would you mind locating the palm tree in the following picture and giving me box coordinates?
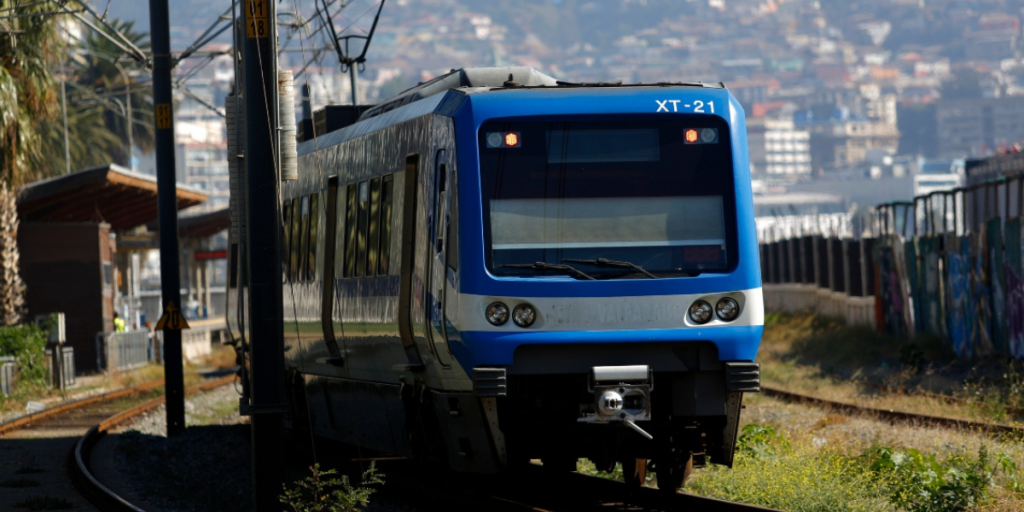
[0,0,66,324]
[73,19,154,168]
[0,1,62,185]
[36,98,124,174]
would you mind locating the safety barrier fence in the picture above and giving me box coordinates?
[97,330,152,372]
[0,356,13,397]
[762,170,1024,360]
[45,346,75,389]
[0,347,75,397]
[760,235,877,330]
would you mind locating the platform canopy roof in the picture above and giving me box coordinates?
[17,163,206,231]
[147,207,230,239]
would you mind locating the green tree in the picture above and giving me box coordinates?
[71,19,154,166]
[0,0,63,185]
[0,1,69,325]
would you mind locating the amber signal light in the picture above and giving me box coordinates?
[684,129,700,144]
[505,132,520,147]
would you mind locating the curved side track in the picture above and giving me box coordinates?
[761,386,1024,437]
[70,375,778,512]
[69,374,235,512]
[0,379,165,437]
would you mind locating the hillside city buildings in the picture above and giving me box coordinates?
[115,0,1024,217]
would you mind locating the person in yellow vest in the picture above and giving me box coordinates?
[114,312,126,333]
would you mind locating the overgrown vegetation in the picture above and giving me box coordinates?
[759,312,1024,424]
[0,324,50,404]
[863,445,1021,512]
[279,463,384,512]
[688,423,1024,512]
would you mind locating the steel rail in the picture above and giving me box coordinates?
[0,379,165,437]
[761,386,1024,437]
[70,374,236,512]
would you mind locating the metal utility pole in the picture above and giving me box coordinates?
[242,0,286,508]
[149,0,186,437]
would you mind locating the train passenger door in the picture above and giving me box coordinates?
[426,149,454,366]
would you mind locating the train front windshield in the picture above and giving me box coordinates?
[479,117,738,279]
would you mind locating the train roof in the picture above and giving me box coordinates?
[359,66,726,121]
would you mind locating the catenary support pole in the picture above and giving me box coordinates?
[149,0,185,438]
[242,0,286,509]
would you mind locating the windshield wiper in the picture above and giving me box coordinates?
[500,262,596,280]
[563,258,660,279]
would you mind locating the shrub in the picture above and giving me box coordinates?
[0,324,50,399]
[735,423,791,459]
[690,449,891,511]
[863,445,1008,512]
[280,463,384,512]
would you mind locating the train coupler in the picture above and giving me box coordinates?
[578,365,653,440]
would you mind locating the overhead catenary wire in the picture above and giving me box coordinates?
[69,0,147,62]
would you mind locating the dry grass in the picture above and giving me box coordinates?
[758,313,1024,425]
[688,394,1024,511]
[1,340,238,416]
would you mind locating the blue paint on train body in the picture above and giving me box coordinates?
[445,86,761,370]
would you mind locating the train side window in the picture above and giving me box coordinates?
[299,195,311,281]
[334,185,347,278]
[289,199,302,281]
[448,181,458,271]
[344,184,357,278]
[282,199,292,281]
[356,181,369,278]
[378,175,394,276]
[307,193,319,281]
[435,164,446,253]
[366,177,381,276]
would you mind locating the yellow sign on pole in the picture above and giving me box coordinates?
[156,103,172,129]
[246,0,269,38]
[155,301,190,331]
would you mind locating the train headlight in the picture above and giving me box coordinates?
[688,300,713,324]
[512,304,536,328]
[716,297,740,322]
[485,302,509,326]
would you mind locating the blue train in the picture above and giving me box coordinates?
[272,66,762,490]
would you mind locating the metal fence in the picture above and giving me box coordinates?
[760,234,877,329]
[0,356,14,397]
[45,346,75,389]
[97,330,152,372]
[761,170,1024,360]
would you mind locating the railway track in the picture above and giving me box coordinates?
[761,385,1024,438]
[69,374,235,512]
[58,378,781,512]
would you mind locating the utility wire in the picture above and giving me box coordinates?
[71,0,147,62]
[175,5,233,62]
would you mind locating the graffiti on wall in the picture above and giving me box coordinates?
[1006,265,1024,359]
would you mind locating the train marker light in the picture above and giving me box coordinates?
[684,129,699,144]
[512,304,536,327]
[701,128,718,143]
[716,297,740,321]
[486,132,521,148]
[688,300,713,324]
[486,302,510,326]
